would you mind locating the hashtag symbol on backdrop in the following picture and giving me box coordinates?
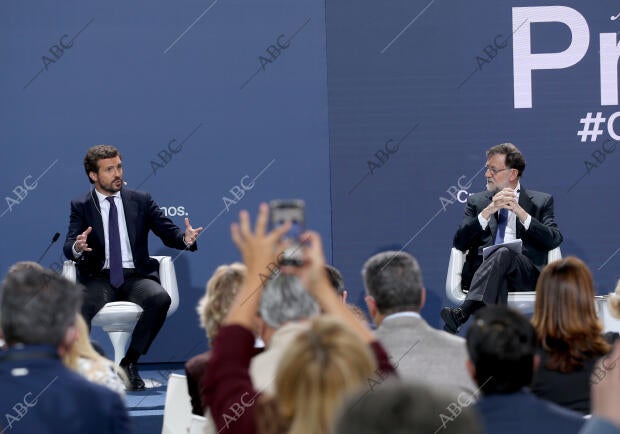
[577,112,606,142]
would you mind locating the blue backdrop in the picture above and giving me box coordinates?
[0,0,330,362]
[1,0,618,361]
[327,0,620,328]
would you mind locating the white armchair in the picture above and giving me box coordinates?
[161,373,193,434]
[445,247,562,314]
[62,256,179,365]
[594,295,620,334]
[160,372,208,434]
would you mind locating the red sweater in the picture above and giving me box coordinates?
[202,324,396,434]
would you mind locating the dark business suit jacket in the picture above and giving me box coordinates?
[453,187,562,291]
[0,345,132,434]
[63,188,196,282]
[476,390,584,434]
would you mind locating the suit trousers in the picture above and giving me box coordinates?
[465,247,540,305]
[80,269,171,355]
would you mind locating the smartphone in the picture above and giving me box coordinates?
[269,199,305,266]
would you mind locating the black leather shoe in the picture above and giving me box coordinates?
[120,362,146,391]
[441,307,466,334]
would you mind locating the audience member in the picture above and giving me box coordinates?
[185,262,247,416]
[466,305,584,434]
[325,264,347,302]
[363,251,476,397]
[0,262,44,350]
[0,266,131,434]
[335,381,482,434]
[257,316,381,434]
[202,204,396,434]
[580,342,620,434]
[250,272,319,394]
[63,314,126,396]
[7,260,45,274]
[346,304,369,326]
[324,264,368,325]
[531,257,618,413]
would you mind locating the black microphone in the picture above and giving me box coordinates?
[37,232,61,263]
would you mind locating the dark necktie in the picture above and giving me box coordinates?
[106,196,124,288]
[494,208,508,245]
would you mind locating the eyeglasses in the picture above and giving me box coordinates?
[485,166,511,175]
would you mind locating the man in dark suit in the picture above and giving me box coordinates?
[441,143,562,333]
[0,265,132,434]
[465,306,583,434]
[63,145,202,390]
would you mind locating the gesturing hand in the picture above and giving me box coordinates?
[74,227,93,253]
[286,231,327,296]
[183,218,203,246]
[230,203,290,273]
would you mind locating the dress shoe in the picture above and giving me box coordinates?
[440,307,466,334]
[120,361,146,391]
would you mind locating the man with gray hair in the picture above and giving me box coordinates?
[0,261,42,350]
[0,266,131,433]
[250,272,319,394]
[441,143,562,334]
[363,251,476,398]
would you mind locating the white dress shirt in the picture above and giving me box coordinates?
[73,190,135,269]
[382,311,421,322]
[477,182,531,241]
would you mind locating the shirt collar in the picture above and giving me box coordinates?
[512,182,522,206]
[94,189,120,204]
[383,311,421,322]
[0,344,59,360]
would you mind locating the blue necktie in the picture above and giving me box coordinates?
[106,196,124,288]
[494,208,508,245]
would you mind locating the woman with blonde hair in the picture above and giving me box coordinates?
[531,256,618,413]
[198,263,248,341]
[185,262,246,415]
[202,204,395,434]
[64,314,126,396]
[257,316,377,434]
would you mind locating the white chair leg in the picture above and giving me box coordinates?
[107,331,131,366]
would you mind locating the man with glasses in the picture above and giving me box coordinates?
[441,143,562,334]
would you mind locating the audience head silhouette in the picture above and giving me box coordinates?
[199,262,246,341]
[466,305,537,394]
[532,256,610,372]
[259,316,376,434]
[362,251,425,324]
[1,267,81,350]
